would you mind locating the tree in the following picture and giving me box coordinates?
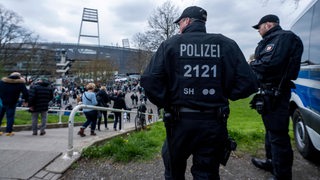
[71,58,116,85]
[0,4,39,77]
[126,48,152,74]
[133,1,179,52]
[127,33,152,73]
[148,1,179,46]
[21,37,56,82]
[132,1,179,72]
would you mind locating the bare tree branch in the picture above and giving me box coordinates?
[133,1,179,52]
[0,4,40,77]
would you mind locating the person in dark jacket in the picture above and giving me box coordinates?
[96,86,110,131]
[137,101,147,128]
[110,90,127,131]
[130,92,138,106]
[249,14,303,180]
[28,78,54,136]
[0,72,29,136]
[141,6,258,179]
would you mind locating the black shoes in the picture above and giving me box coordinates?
[90,131,96,136]
[251,158,273,172]
[33,131,45,136]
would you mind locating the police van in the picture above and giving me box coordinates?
[290,0,320,159]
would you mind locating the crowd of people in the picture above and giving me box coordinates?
[0,73,152,137]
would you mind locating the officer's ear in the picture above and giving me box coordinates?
[265,22,274,30]
[185,17,192,25]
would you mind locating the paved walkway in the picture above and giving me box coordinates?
[0,92,159,180]
[0,119,147,180]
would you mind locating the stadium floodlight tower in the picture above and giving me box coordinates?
[77,8,100,46]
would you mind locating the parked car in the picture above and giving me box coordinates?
[289,0,320,159]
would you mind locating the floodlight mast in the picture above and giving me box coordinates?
[77,8,100,46]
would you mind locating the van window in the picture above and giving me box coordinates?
[309,1,320,64]
[291,4,313,63]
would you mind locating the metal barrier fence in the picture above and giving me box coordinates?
[16,105,158,158]
[66,104,157,158]
[16,106,78,124]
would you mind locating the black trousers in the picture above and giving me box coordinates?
[262,90,293,179]
[97,111,108,129]
[113,112,122,130]
[162,112,228,180]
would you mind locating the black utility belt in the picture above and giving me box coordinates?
[178,107,218,113]
[259,88,281,97]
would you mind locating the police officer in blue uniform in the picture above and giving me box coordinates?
[249,14,303,180]
[141,6,258,179]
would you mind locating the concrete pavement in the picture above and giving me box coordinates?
[0,120,140,180]
[0,91,159,180]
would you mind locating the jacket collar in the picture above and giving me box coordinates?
[263,25,282,38]
[182,21,206,34]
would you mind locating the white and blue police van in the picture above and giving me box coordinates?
[290,0,320,159]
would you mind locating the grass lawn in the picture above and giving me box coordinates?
[228,97,294,156]
[81,97,295,162]
[1,110,86,126]
[228,98,266,155]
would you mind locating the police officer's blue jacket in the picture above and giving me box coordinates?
[250,25,303,86]
[141,21,258,109]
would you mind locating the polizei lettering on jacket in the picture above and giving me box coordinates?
[180,44,220,57]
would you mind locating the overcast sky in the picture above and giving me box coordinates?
[0,0,314,59]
